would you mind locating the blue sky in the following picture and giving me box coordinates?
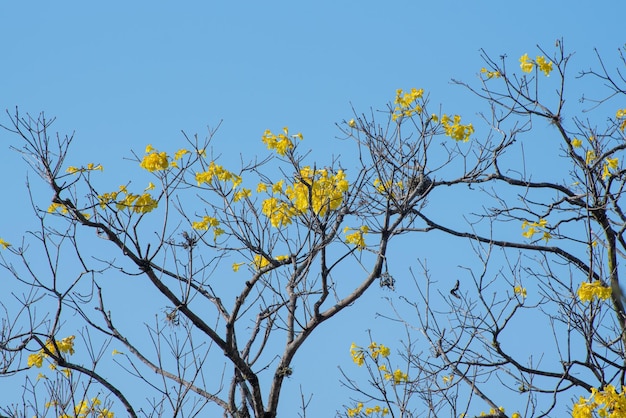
[1,1,624,416]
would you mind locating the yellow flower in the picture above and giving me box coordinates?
[514,286,527,298]
[233,188,252,202]
[511,413,521,418]
[262,197,295,227]
[522,226,536,239]
[253,254,271,270]
[571,138,583,148]
[174,148,189,160]
[232,262,245,272]
[346,403,363,417]
[385,369,408,384]
[480,67,501,79]
[66,166,80,174]
[535,55,553,76]
[145,182,156,191]
[441,114,474,142]
[27,335,75,369]
[112,349,123,355]
[47,202,69,214]
[0,238,11,249]
[607,157,619,170]
[392,88,424,121]
[272,180,284,194]
[132,193,158,214]
[442,374,454,384]
[344,226,368,249]
[603,158,619,180]
[257,183,268,193]
[603,164,611,180]
[140,150,169,172]
[348,119,356,128]
[519,53,534,73]
[586,150,596,165]
[572,385,626,418]
[350,343,365,366]
[27,353,44,368]
[262,128,295,156]
[379,344,390,357]
[577,281,612,302]
[192,216,220,231]
[86,163,103,171]
[522,219,550,241]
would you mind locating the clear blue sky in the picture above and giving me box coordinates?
[1,1,623,416]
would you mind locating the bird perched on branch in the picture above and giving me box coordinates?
[407,173,432,197]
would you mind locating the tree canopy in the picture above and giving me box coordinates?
[2,41,626,418]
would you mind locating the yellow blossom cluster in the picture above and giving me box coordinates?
[346,402,389,417]
[66,163,103,174]
[368,342,390,359]
[571,138,583,148]
[0,238,10,249]
[577,281,612,302]
[586,150,597,166]
[58,397,114,418]
[514,285,527,298]
[261,167,349,227]
[139,145,190,172]
[48,202,91,220]
[140,145,170,172]
[480,67,501,79]
[48,202,69,215]
[251,254,288,271]
[350,342,366,366]
[441,114,474,142]
[27,335,75,368]
[521,219,551,242]
[195,161,242,188]
[617,109,626,132]
[392,88,424,121]
[344,225,369,249]
[233,188,252,202]
[519,54,553,76]
[350,342,391,367]
[288,166,349,214]
[98,184,158,214]
[262,127,302,156]
[191,215,224,240]
[572,385,626,418]
[383,367,408,384]
[603,157,619,180]
[262,197,298,228]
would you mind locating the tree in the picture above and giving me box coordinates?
[0,80,476,416]
[339,42,626,418]
[1,41,625,418]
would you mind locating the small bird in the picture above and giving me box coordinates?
[408,173,432,197]
[450,280,460,299]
